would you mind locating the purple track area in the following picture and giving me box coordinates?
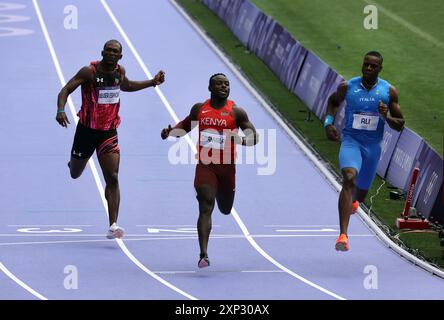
[1,0,443,300]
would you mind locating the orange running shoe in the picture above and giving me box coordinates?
[335,233,349,251]
[351,201,359,215]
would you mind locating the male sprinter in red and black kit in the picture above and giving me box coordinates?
[161,73,258,268]
[56,40,165,239]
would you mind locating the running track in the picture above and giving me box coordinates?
[0,0,443,300]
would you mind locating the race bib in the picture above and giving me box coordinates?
[98,88,120,104]
[200,130,226,150]
[352,113,379,131]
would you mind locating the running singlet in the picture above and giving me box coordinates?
[343,76,390,144]
[197,99,237,164]
[78,61,122,130]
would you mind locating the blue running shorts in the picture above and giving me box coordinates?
[339,135,382,190]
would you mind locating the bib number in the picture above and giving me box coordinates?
[98,88,120,104]
[352,113,379,131]
[200,130,226,150]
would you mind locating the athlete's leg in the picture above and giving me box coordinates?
[216,192,235,214]
[196,184,216,258]
[215,164,236,215]
[98,152,120,226]
[194,163,218,262]
[353,142,382,204]
[354,188,369,203]
[339,167,358,235]
[338,136,362,236]
[69,123,95,179]
[69,157,89,179]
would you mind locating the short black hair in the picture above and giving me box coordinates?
[209,73,227,86]
[104,39,122,53]
[365,51,383,64]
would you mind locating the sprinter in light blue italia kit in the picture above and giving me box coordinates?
[324,51,405,251]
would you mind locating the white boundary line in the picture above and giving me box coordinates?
[0,262,47,300]
[0,1,54,302]
[101,0,345,300]
[32,0,197,300]
[0,233,374,237]
[170,0,444,280]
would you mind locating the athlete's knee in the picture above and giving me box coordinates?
[69,165,83,179]
[342,168,357,189]
[105,172,119,186]
[70,170,82,179]
[217,201,233,215]
[197,193,215,214]
[219,206,232,215]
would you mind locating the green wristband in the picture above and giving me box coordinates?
[57,110,65,113]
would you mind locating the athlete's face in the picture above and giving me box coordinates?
[361,55,382,80]
[102,43,122,66]
[209,75,230,99]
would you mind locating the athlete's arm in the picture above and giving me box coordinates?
[233,106,258,146]
[378,85,405,132]
[325,81,347,141]
[120,66,165,92]
[161,103,202,139]
[56,66,92,127]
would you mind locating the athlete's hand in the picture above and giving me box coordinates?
[161,124,172,140]
[226,131,243,145]
[56,111,70,128]
[325,125,339,141]
[153,70,165,86]
[378,100,388,119]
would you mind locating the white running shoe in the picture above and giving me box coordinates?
[106,223,125,239]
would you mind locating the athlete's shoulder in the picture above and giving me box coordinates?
[192,102,205,110]
[232,103,244,113]
[118,64,125,76]
[190,102,205,119]
[337,80,348,90]
[348,76,361,85]
[378,77,391,86]
[77,65,95,81]
[232,104,248,122]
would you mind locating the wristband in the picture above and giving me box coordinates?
[323,115,334,128]
[57,110,65,113]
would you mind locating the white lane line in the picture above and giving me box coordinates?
[104,0,345,300]
[32,0,196,301]
[0,233,375,237]
[364,0,444,49]
[0,234,374,247]
[100,0,196,152]
[264,225,337,227]
[136,225,221,227]
[170,0,444,280]
[155,270,285,274]
[0,234,375,245]
[275,229,337,232]
[156,271,196,274]
[0,237,198,246]
[0,262,47,300]
[0,0,72,301]
[242,270,284,273]
[7,225,94,227]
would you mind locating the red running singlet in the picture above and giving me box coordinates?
[197,99,237,164]
[78,61,122,130]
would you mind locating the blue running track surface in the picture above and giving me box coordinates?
[0,0,443,300]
